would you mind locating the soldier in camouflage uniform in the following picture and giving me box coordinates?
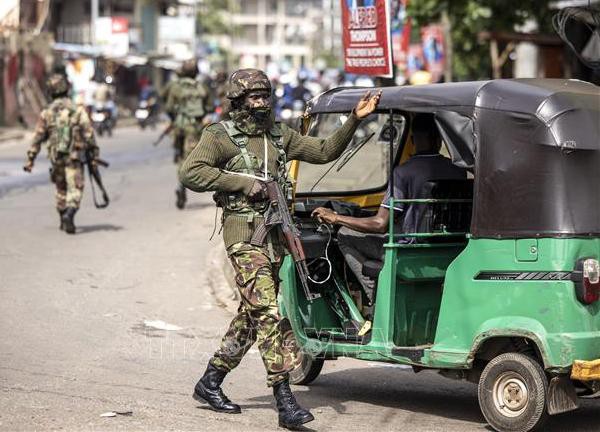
[179,68,381,429]
[165,59,212,209]
[23,74,99,234]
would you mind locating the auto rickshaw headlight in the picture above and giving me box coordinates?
[573,258,600,305]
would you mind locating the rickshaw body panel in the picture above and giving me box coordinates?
[281,79,600,374]
[433,237,600,371]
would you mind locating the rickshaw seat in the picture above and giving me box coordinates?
[417,179,474,239]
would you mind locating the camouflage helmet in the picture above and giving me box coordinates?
[46,73,69,97]
[180,59,198,78]
[226,68,271,99]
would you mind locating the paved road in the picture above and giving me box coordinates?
[0,127,598,431]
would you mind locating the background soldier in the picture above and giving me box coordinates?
[179,68,380,429]
[165,59,212,209]
[23,74,100,234]
[159,67,182,114]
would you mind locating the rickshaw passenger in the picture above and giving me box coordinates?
[312,113,467,297]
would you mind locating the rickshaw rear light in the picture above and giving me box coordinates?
[584,259,600,284]
[573,258,600,304]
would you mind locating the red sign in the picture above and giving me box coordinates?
[341,0,393,77]
[111,17,129,34]
[421,25,445,83]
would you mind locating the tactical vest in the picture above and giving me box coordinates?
[48,99,76,158]
[215,120,290,217]
[174,78,206,132]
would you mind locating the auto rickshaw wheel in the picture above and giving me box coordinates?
[282,328,324,385]
[478,353,548,432]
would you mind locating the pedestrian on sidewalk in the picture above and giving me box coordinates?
[23,74,100,234]
[179,68,381,430]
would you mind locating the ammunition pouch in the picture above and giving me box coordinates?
[214,191,268,214]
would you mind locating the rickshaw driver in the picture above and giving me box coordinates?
[312,114,467,303]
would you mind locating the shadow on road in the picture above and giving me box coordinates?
[77,224,124,234]
[247,367,599,431]
[185,201,215,211]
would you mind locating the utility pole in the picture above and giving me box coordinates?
[193,0,198,56]
[441,10,453,82]
[91,0,99,45]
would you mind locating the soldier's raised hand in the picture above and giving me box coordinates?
[23,160,34,173]
[354,90,382,119]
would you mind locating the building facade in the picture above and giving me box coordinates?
[223,0,342,70]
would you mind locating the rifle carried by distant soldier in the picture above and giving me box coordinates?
[84,147,110,209]
[152,122,173,147]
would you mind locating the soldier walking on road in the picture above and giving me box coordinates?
[165,59,212,209]
[23,74,100,234]
[179,68,381,429]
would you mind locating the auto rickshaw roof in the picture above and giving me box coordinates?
[307,79,600,239]
[307,78,599,118]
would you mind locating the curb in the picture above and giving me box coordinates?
[205,241,239,314]
[0,117,145,147]
[0,130,26,145]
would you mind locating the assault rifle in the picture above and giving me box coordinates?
[84,148,110,209]
[152,123,173,146]
[251,180,320,302]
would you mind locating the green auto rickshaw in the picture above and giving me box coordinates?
[278,79,600,432]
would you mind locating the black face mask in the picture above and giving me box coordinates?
[250,106,272,124]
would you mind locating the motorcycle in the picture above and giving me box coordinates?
[91,103,115,137]
[135,97,159,130]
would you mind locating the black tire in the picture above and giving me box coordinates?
[478,353,549,432]
[282,328,324,385]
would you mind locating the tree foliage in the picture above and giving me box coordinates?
[197,0,231,36]
[407,0,556,80]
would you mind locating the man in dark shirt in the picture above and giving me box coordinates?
[312,113,467,301]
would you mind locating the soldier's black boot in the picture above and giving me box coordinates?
[62,207,77,234]
[193,364,241,414]
[58,209,66,230]
[273,380,314,430]
[175,185,186,209]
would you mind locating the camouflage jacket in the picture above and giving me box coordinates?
[165,78,213,121]
[27,97,98,164]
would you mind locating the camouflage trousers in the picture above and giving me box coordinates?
[210,242,295,387]
[51,158,84,211]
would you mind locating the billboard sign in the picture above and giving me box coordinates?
[95,17,129,57]
[157,16,195,60]
[341,0,393,77]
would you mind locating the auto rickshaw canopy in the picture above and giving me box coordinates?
[306,79,600,238]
